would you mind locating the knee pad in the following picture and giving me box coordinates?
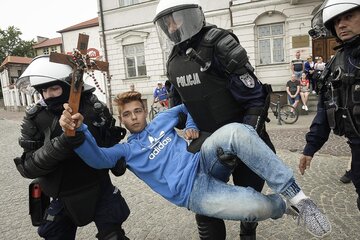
[195,214,226,240]
[96,226,128,240]
[216,147,239,169]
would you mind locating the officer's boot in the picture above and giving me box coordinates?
[195,214,226,240]
[96,226,129,240]
[240,222,258,240]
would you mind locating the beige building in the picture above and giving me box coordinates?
[0,56,36,110]
[97,0,325,112]
[33,37,63,56]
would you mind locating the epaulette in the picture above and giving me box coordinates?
[203,28,227,47]
[25,103,45,118]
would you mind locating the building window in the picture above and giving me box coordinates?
[124,43,146,78]
[258,23,284,65]
[51,46,57,53]
[119,0,139,6]
[43,48,49,55]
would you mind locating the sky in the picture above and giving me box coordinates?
[1,0,98,41]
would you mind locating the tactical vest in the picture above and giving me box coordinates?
[323,49,360,138]
[29,96,109,198]
[167,28,243,132]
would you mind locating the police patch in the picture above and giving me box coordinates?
[238,73,255,88]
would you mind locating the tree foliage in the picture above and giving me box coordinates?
[0,26,35,64]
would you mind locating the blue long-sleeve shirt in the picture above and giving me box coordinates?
[74,104,200,207]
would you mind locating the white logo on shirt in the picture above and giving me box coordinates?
[148,131,165,148]
[148,131,171,160]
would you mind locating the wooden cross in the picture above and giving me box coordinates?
[50,33,109,136]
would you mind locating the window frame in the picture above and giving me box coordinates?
[119,0,139,7]
[50,46,57,53]
[43,47,49,55]
[123,43,147,78]
[257,23,285,65]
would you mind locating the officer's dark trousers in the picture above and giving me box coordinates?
[195,130,275,240]
[349,138,360,198]
[38,182,129,240]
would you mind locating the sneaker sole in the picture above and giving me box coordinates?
[305,214,332,238]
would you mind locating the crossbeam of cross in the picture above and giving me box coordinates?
[50,33,109,136]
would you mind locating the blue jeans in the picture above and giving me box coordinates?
[288,94,300,105]
[188,123,299,222]
[294,71,302,80]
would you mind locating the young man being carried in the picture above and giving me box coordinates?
[60,91,331,238]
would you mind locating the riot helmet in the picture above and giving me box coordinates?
[309,0,360,40]
[16,55,72,94]
[153,0,205,45]
[15,55,74,112]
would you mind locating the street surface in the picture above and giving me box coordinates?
[0,109,358,240]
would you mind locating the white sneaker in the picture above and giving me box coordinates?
[291,198,331,238]
[312,90,316,94]
[304,105,308,111]
[301,105,305,110]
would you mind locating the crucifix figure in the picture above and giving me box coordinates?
[50,33,109,136]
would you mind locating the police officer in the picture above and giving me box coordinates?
[300,0,360,212]
[154,1,275,239]
[14,55,130,239]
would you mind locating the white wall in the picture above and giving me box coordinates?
[61,26,107,103]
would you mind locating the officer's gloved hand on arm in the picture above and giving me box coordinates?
[111,157,127,176]
[57,132,85,149]
[109,126,127,143]
[60,103,128,176]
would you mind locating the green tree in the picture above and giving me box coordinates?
[0,26,35,63]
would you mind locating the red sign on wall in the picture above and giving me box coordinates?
[87,48,100,58]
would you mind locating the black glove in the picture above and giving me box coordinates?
[111,157,127,176]
[59,132,85,149]
[109,126,127,143]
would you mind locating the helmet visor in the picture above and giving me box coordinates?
[155,7,204,44]
[15,77,36,95]
[309,10,328,39]
[309,1,359,39]
[15,55,72,94]
[309,1,329,39]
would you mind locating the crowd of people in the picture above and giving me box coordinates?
[288,51,327,112]
[12,0,359,239]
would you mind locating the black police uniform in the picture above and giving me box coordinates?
[14,89,130,239]
[167,24,275,239]
[303,36,360,210]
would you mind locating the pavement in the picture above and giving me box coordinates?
[0,108,358,240]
